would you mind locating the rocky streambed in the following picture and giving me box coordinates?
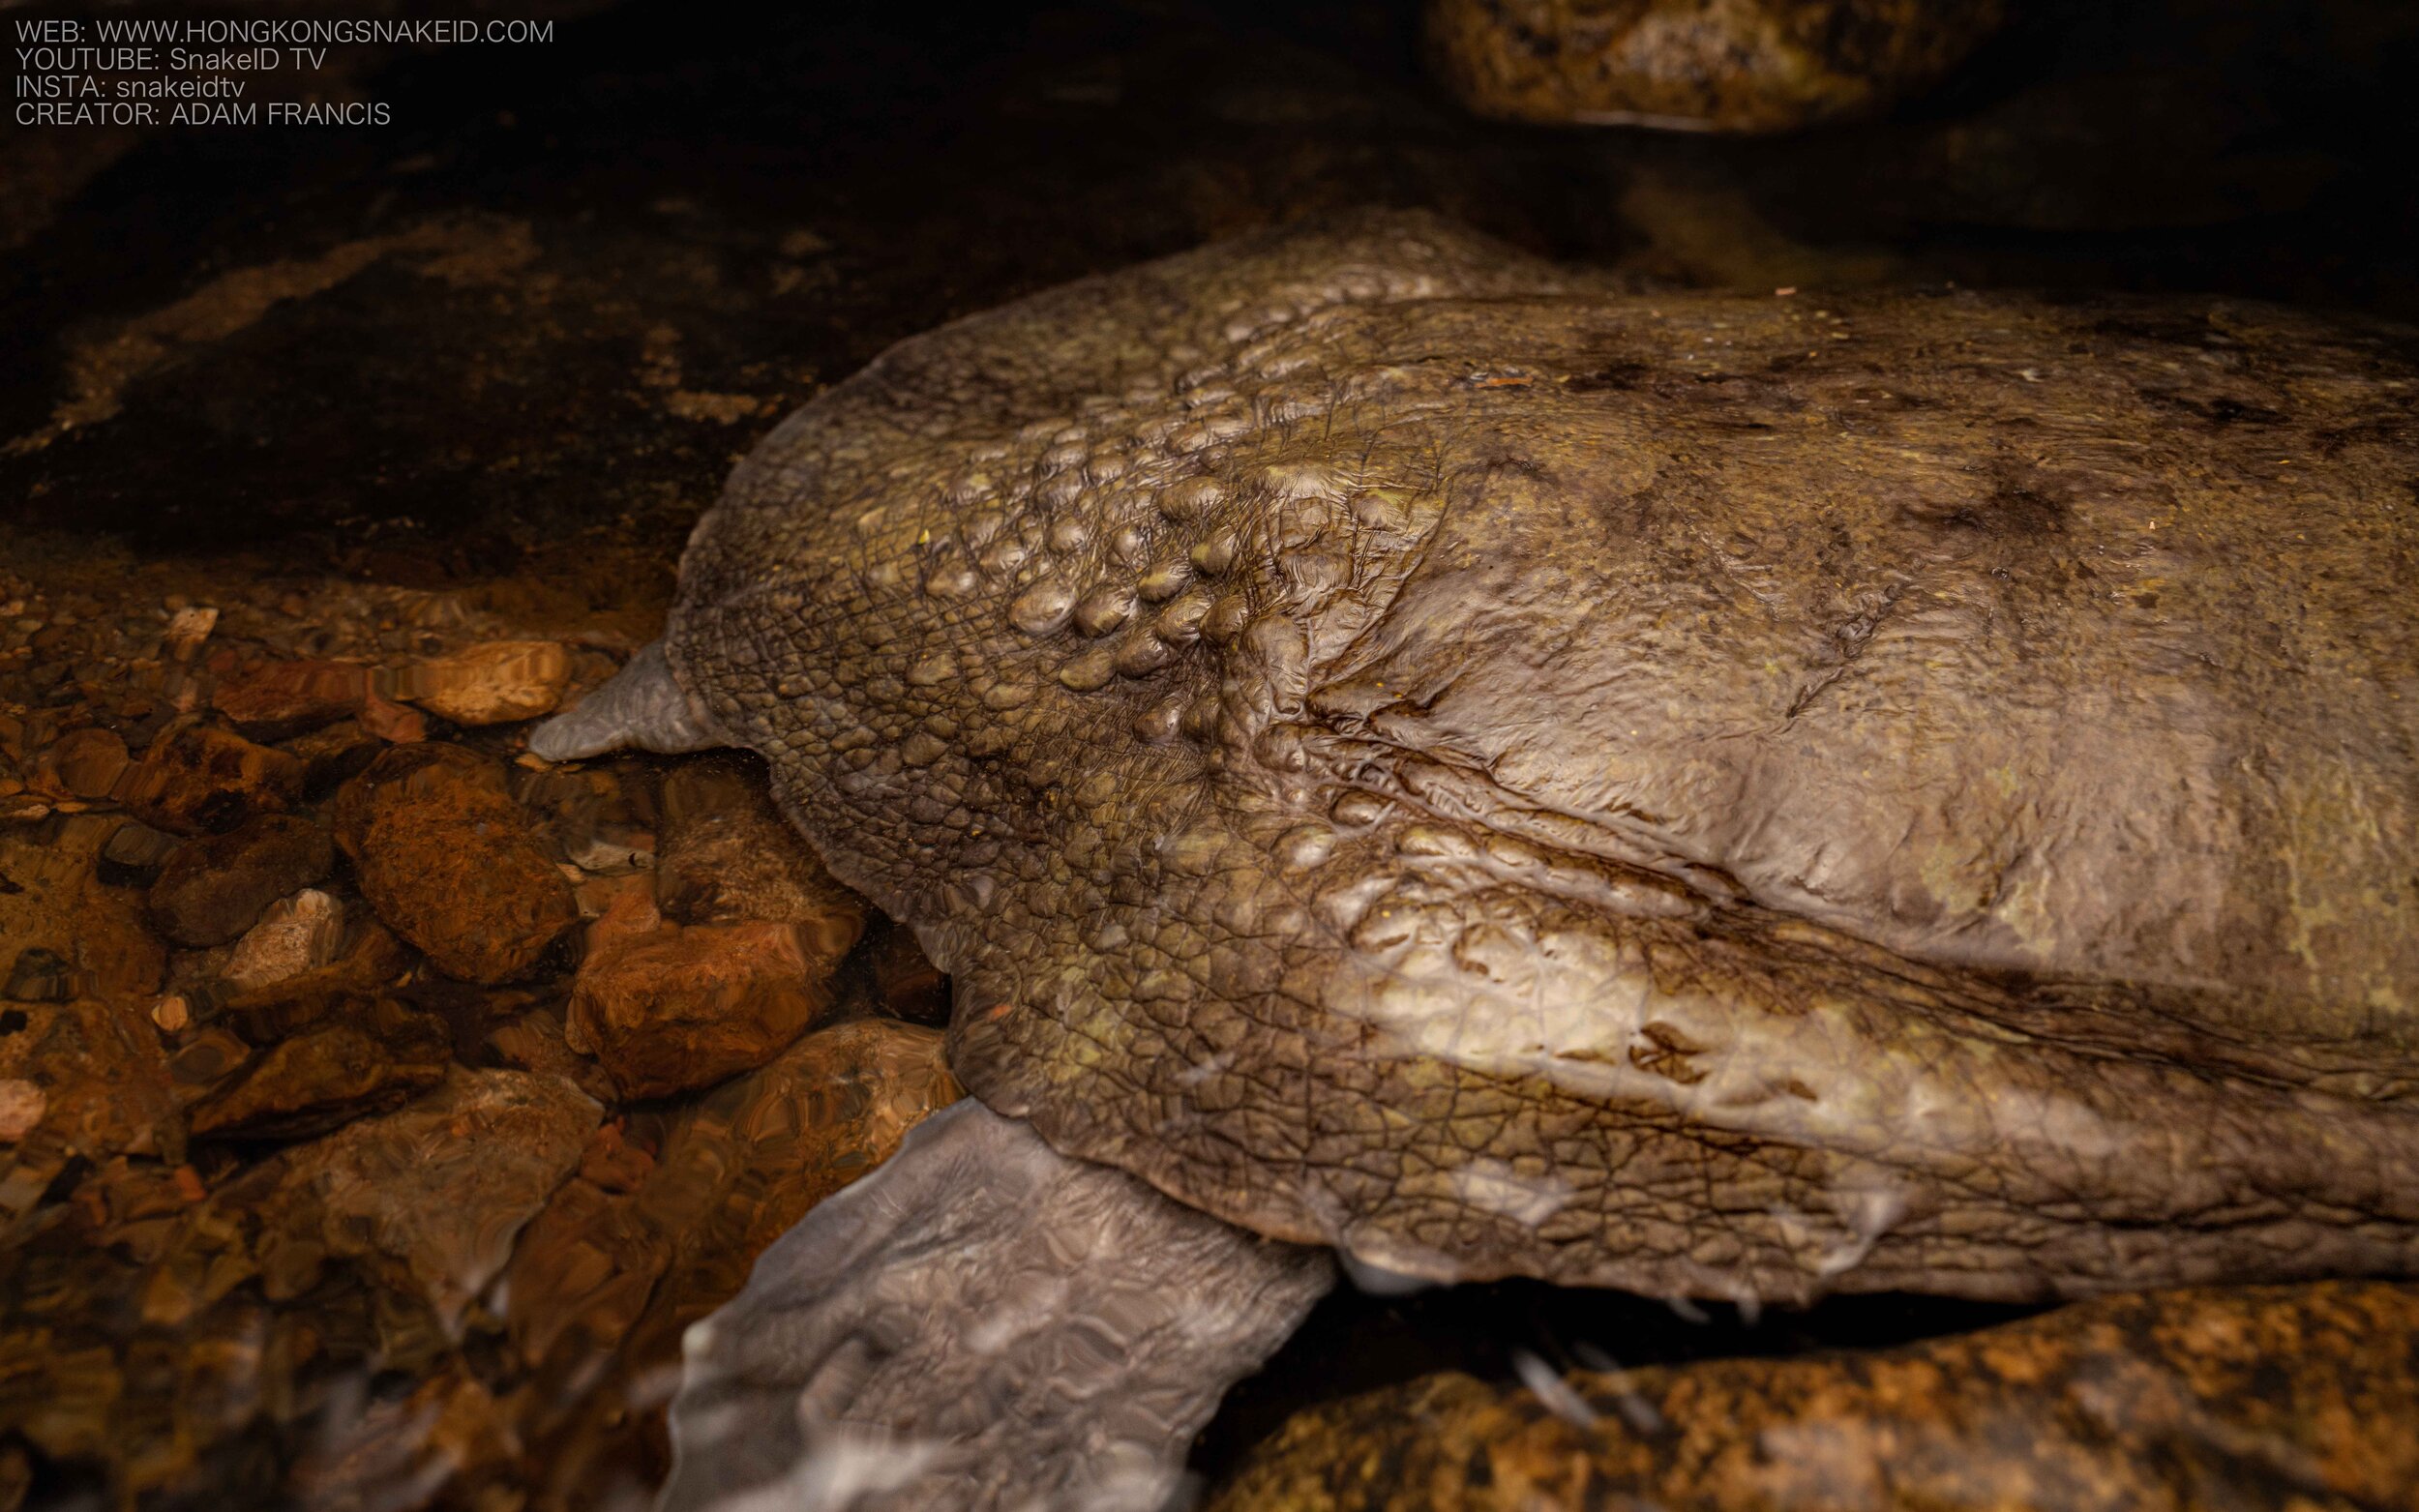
[0,561,969,1509]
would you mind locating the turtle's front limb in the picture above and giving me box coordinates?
[658,1099,1334,1512]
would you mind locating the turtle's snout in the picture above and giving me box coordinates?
[528,639,728,760]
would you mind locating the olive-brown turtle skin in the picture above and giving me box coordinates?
[1425,0,2009,133]
[660,211,2419,1310]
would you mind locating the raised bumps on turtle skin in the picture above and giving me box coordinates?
[880,336,1421,816]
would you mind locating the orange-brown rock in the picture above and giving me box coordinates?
[285,1364,517,1509]
[484,1008,619,1105]
[164,1026,253,1110]
[399,639,573,726]
[501,1020,959,1502]
[655,758,867,954]
[1211,1281,2419,1512]
[575,1117,656,1194]
[186,1003,451,1141]
[279,717,384,794]
[0,951,69,1002]
[500,1172,657,1376]
[0,1001,176,1166]
[115,719,302,835]
[515,760,656,875]
[1425,0,2008,133]
[95,817,179,887]
[27,726,129,801]
[1,817,164,1001]
[360,692,429,744]
[565,887,843,1100]
[257,1067,599,1325]
[0,1081,45,1141]
[0,998,179,1234]
[636,1020,961,1328]
[61,1157,206,1263]
[336,743,577,983]
[208,657,370,740]
[213,921,408,1043]
[146,813,334,947]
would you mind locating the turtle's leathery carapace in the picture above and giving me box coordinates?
[546,209,2419,1510]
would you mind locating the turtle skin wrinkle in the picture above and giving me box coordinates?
[652,209,2419,1313]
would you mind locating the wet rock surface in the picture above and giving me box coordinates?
[117,721,304,837]
[1,0,2416,1508]
[0,997,180,1235]
[219,888,347,992]
[258,1068,601,1327]
[545,756,873,1097]
[147,815,335,948]
[29,726,129,803]
[506,1018,962,1502]
[186,1008,451,1142]
[566,886,841,1099]
[335,744,579,984]
[209,658,374,743]
[1,818,165,1002]
[655,756,869,940]
[0,678,967,1507]
[1212,1281,2419,1511]
[397,638,575,726]
[0,557,966,1507]
[1427,0,2011,133]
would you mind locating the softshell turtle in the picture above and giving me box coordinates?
[531,211,2419,1510]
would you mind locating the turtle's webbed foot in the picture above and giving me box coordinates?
[659,1101,1334,1512]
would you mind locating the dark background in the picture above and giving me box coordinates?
[5,0,2417,1497]
[8,0,2418,568]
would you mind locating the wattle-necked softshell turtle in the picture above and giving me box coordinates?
[531,211,2419,1510]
